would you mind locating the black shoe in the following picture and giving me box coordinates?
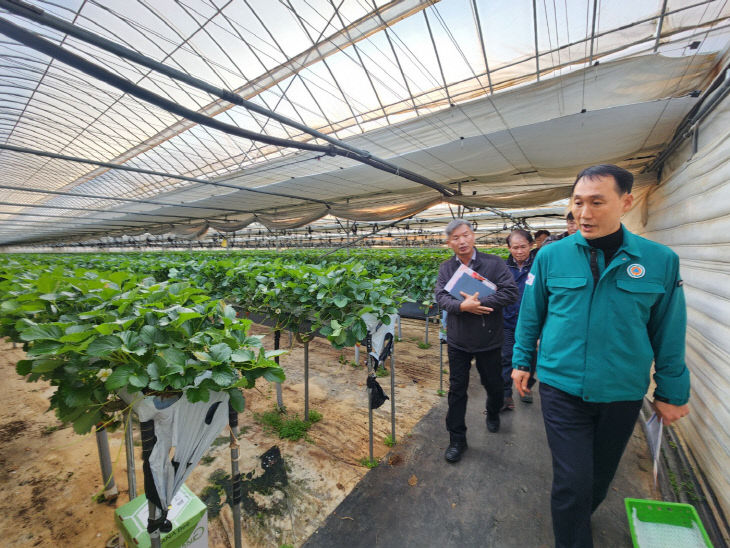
[444,441,467,463]
[487,414,500,433]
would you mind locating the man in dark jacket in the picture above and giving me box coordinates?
[435,219,519,463]
[501,229,536,411]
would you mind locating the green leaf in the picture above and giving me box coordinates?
[230,349,255,363]
[186,385,210,403]
[160,347,186,369]
[59,330,95,343]
[64,387,92,408]
[228,389,245,412]
[222,304,237,320]
[105,366,134,390]
[26,340,64,357]
[31,358,64,373]
[263,368,286,383]
[211,367,238,386]
[148,379,166,391]
[209,343,232,363]
[128,373,150,388]
[193,351,212,362]
[330,319,343,337]
[16,359,32,375]
[140,325,169,346]
[72,409,103,435]
[333,295,349,308]
[87,335,122,357]
[264,349,287,359]
[20,324,64,341]
[119,331,147,355]
[94,322,121,335]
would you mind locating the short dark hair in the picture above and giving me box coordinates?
[566,211,574,221]
[534,229,551,239]
[445,218,472,237]
[572,164,633,195]
[506,229,533,246]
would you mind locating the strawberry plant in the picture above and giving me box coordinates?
[0,263,284,434]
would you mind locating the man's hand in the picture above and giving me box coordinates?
[653,400,690,426]
[459,291,493,315]
[512,369,531,398]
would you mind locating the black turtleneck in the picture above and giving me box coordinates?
[586,226,623,263]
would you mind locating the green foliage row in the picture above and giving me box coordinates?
[0,246,509,307]
[0,261,283,434]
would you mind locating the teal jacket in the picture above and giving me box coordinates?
[513,226,689,405]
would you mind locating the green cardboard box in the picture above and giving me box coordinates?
[115,484,208,548]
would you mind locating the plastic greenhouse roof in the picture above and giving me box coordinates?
[0,0,729,246]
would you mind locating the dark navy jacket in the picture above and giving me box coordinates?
[435,249,518,353]
[503,253,535,331]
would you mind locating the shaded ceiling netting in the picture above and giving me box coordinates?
[0,0,729,246]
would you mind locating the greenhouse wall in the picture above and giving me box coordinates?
[623,87,730,518]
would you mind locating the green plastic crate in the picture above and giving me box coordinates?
[625,498,713,548]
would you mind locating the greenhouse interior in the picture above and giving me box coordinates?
[1,0,729,546]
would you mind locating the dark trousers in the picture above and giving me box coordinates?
[539,383,642,548]
[446,346,503,443]
[501,328,536,397]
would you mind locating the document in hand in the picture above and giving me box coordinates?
[645,411,663,487]
[444,264,497,301]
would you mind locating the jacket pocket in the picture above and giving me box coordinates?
[547,276,587,290]
[616,280,666,294]
[615,279,666,321]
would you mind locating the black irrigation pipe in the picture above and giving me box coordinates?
[0,182,257,215]
[0,143,333,206]
[0,199,197,221]
[0,4,457,197]
[644,66,730,176]
[318,215,414,259]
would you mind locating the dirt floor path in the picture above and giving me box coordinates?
[0,317,445,547]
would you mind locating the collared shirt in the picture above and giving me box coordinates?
[512,226,689,405]
[453,249,477,267]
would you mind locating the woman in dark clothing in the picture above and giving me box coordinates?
[501,229,537,410]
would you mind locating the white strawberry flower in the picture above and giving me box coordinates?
[96,368,113,381]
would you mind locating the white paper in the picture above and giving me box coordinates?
[645,412,663,487]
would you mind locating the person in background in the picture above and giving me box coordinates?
[500,229,536,411]
[543,212,578,246]
[534,229,551,250]
[435,219,518,463]
[512,164,690,548]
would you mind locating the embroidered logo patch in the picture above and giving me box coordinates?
[627,264,645,278]
[526,272,535,286]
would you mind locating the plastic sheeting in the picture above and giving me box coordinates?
[0,48,722,245]
[363,313,397,366]
[118,388,230,511]
[623,83,730,519]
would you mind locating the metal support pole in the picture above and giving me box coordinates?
[274,330,284,410]
[228,402,242,548]
[354,342,360,365]
[304,340,310,421]
[124,411,137,500]
[390,342,396,444]
[424,314,429,345]
[95,425,119,500]
[366,334,374,464]
[397,315,402,339]
[148,502,162,548]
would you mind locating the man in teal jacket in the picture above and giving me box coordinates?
[512,164,690,548]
